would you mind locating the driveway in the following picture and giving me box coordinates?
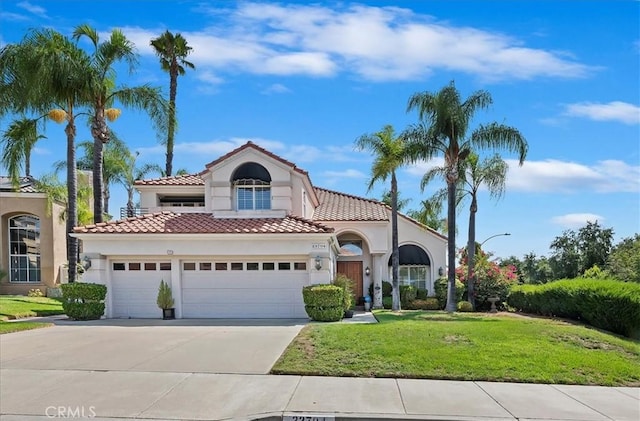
[0,318,306,374]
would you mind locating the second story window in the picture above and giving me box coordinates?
[235,179,271,210]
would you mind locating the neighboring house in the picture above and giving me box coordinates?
[0,176,66,295]
[75,142,447,318]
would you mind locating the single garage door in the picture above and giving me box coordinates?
[181,260,308,318]
[111,261,172,318]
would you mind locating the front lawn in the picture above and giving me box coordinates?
[271,311,640,386]
[0,295,64,320]
[0,320,53,334]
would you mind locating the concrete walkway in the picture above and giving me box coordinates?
[1,369,638,420]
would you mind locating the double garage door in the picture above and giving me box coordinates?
[110,260,308,318]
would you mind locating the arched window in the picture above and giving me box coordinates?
[231,162,271,210]
[388,245,430,290]
[8,215,41,283]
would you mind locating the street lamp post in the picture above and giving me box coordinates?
[480,232,511,247]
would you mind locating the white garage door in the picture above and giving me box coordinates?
[110,261,172,318]
[181,261,308,318]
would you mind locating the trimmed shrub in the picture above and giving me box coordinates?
[416,288,428,300]
[303,284,344,322]
[407,298,440,310]
[508,278,640,338]
[333,274,355,311]
[369,280,393,298]
[61,283,107,321]
[399,285,417,308]
[457,301,474,312]
[434,277,465,309]
[382,296,392,309]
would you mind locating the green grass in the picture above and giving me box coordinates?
[272,310,640,386]
[0,295,64,320]
[0,320,53,334]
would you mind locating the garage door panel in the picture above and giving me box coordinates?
[111,265,169,318]
[183,303,306,318]
[182,276,305,289]
[182,288,303,304]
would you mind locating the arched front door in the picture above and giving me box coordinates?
[337,261,363,301]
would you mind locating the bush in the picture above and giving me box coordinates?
[416,288,428,300]
[434,277,465,309]
[333,274,355,311]
[399,285,417,308]
[457,301,474,312]
[156,279,175,309]
[508,278,640,338]
[407,298,440,310]
[61,283,107,321]
[382,296,393,309]
[28,288,44,297]
[369,280,393,298]
[302,284,344,322]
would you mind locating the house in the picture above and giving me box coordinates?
[0,176,67,295]
[74,142,447,318]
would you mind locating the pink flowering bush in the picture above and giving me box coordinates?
[458,248,518,311]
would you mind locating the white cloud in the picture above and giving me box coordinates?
[564,101,640,125]
[0,11,30,22]
[261,83,292,95]
[322,169,367,178]
[506,159,640,193]
[17,1,48,18]
[119,2,593,84]
[551,213,604,229]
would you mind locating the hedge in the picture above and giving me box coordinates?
[369,280,393,298]
[508,278,640,338]
[61,283,107,321]
[399,285,417,308]
[434,277,465,309]
[303,284,344,322]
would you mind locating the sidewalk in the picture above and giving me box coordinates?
[1,369,638,420]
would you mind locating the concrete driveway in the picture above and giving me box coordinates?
[0,318,306,374]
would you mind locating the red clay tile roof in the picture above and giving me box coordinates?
[201,141,308,175]
[74,212,333,234]
[0,176,39,193]
[313,187,389,221]
[134,174,204,186]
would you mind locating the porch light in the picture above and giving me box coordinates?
[365,266,370,276]
[81,255,92,270]
[315,256,322,270]
[438,266,444,276]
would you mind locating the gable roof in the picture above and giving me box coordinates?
[73,212,334,234]
[313,187,388,221]
[201,141,308,176]
[134,174,204,186]
[0,176,39,193]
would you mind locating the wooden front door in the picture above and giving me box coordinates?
[337,261,363,301]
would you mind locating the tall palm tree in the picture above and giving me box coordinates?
[115,151,162,217]
[405,81,527,312]
[407,196,448,234]
[421,152,508,308]
[0,28,94,282]
[151,30,195,177]
[1,117,46,182]
[355,124,407,311]
[73,25,169,224]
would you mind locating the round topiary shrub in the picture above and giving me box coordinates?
[457,301,474,312]
[61,283,107,320]
[302,284,344,322]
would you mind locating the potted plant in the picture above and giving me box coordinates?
[157,279,175,320]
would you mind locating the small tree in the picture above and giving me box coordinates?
[156,280,174,309]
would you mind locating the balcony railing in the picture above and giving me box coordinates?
[120,207,149,219]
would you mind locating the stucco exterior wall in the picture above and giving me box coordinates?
[0,193,66,295]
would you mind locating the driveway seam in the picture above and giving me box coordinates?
[283,375,303,412]
[394,379,408,415]
[134,372,194,418]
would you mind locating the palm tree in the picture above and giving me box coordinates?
[0,28,94,283]
[381,190,411,212]
[151,30,195,177]
[355,124,407,311]
[1,117,46,182]
[73,25,169,224]
[421,152,508,308]
[405,81,527,312]
[115,150,162,217]
[407,196,448,234]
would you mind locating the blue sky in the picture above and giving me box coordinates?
[1,0,639,260]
